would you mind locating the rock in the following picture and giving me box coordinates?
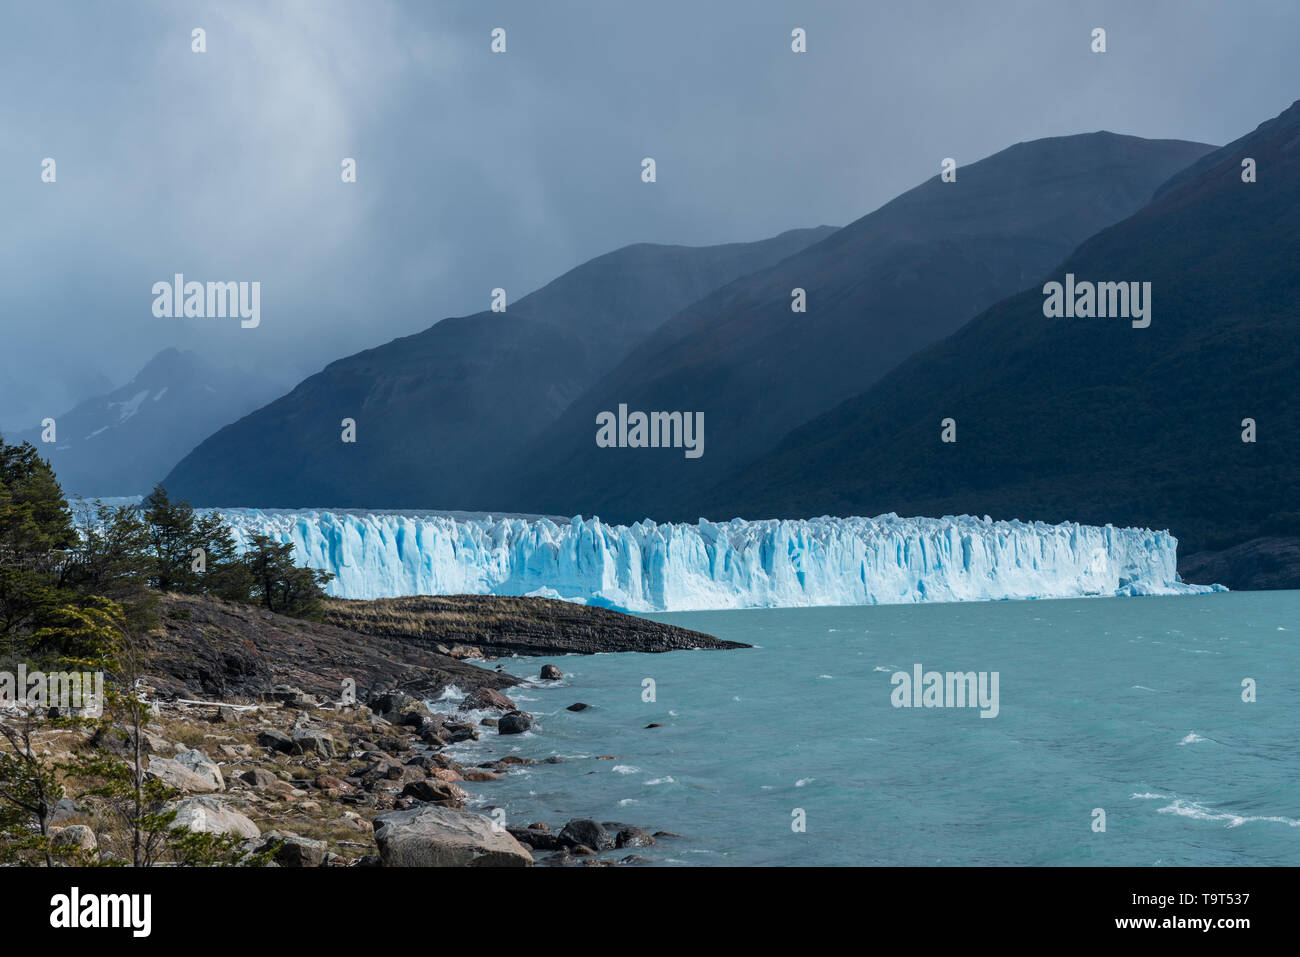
[263,685,317,708]
[497,710,533,735]
[566,702,590,712]
[372,805,532,867]
[239,768,279,789]
[174,749,224,791]
[292,729,336,758]
[460,770,501,783]
[258,832,328,867]
[507,826,563,850]
[169,796,260,839]
[51,824,98,853]
[540,664,563,680]
[559,819,613,851]
[49,797,90,824]
[480,718,498,728]
[459,687,517,713]
[645,723,664,729]
[619,854,650,865]
[368,691,416,714]
[615,826,658,848]
[147,754,222,794]
[401,779,468,807]
[538,849,576,867]
[315,774,352,793]
[215,706,241,724]
[257,728,294,753]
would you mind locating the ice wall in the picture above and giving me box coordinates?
[215,510,1220,612]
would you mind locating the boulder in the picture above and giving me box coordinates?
[615,826,658,848]
[146,755,221,794]
[169,796,260,839]
[238,768,279,789]
[559,819,613,851]
[49,797,90,824]
[401,779,468,807]
[292,729,336,758]
[263,685,316,708]
[372,805,532,867]
[539,664,563,680]
[566,702,590,712]
[497,711,533,735]
[507,826,563,851]
[257,728,294,753]
[459,688,517,713]
[174,749,225,791]
[258,831,328,867]
[51,824,98,853]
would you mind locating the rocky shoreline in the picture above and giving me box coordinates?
[34,591,744,866]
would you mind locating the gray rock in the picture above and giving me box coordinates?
[238,768,279,789]
[258,831,328,867]
[401,779,468,807]
[49,797,90,824]
[372,805,532,867]
[146,754,222,794]
[559,818,613,851]
[615,826,658,848]
[51,824,98,853]
[174,748,224,791]
[292,729,336,758]
[540,664,563,680]
[459,688,517,713]
[497,710,533,735]
[169,796,260,839]
[257,728,294,753]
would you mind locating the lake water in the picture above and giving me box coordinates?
[447,591,1300,865]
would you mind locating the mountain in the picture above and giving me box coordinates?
[12,348,284,499]
[702,100,1300,584]
[162,228,837,508]
[490,132,1215,522]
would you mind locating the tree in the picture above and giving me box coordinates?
[0,436,74,651]
[141,484,198,593]
[243,535,333,619]
[194,511,253,602]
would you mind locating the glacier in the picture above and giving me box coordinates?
[214,509,1223,612]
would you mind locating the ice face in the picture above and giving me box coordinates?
[214,509,1222,612]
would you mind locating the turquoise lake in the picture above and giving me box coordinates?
[447,591,1299,865]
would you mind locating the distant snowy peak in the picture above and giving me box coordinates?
[216,510,1224,612]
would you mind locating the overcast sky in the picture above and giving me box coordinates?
[2,0,1298,429]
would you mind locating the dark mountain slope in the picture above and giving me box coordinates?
[162,227,834,508]
[703,101,1300,573]
[494,133,1214,521]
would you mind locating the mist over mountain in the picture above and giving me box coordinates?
[162,228,835,508]
[491,132,1214,521]
[11,348,286,499]
[701,100,1300,583]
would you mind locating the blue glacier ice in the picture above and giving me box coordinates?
[213,509,1223,612]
